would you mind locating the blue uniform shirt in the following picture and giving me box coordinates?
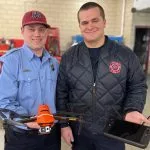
[0,44,59,118]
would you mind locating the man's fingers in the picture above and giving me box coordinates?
[142,117,150,126]
[70,134,74,142]
[124,111,150,125]
[61,127,74,146]
[25,122,40,129]
[62,136,72,146]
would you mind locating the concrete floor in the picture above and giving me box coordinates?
[0,76,150,150]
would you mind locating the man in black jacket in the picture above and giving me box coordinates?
[56,2,150,150]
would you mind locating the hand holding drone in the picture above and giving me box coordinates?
[0,104,81,135]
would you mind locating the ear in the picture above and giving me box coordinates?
[47,28,51,35]
[104,19,106,28]
[21,27,24,34]
[79,23,81,29]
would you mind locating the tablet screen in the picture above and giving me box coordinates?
[104,119,150,148]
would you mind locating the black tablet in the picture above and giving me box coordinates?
[103,119,150,149]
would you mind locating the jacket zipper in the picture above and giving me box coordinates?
[92,82,96,124]
[93,83,96,94]
[87,48,99,131]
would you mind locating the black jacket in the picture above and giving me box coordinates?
[56,38,147,134]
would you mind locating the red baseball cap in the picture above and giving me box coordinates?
[22,10,50,28]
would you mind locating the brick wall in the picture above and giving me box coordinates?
[123,0,134,48]
[0,0,123,52]
[1,0,149,53]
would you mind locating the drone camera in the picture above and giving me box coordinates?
[39,126,51,134]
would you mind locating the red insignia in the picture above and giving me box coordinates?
[109,61,121,74]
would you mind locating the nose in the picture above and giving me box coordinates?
[87,22,93,30]
[34,29,40,36]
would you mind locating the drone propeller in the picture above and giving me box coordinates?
[56,111,82,117]
[4,119,25,127]
[0,105,90,134]
[0,108,31,119]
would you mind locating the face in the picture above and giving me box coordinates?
[79,7,106,47]
[21,24,49,52]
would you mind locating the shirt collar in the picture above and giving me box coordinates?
[42,50,51,62]
[22,44,51,61]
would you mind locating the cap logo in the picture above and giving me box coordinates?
[32,11,42,19]
[22,10,50,28]
[109,61,121,74]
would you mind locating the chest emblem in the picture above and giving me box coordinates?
[109,61,121,74]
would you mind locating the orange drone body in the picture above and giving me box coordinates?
[36,105,55,127]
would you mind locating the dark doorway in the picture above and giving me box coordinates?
[133,27,150,74]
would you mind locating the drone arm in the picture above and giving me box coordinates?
[54,115,80,122]
[18,117,37,123]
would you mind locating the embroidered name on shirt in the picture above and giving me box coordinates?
[109,61,121,74]
[22,69,31,72]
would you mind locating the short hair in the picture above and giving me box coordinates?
[77,2,105,23]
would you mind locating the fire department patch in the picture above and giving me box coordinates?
[109,61,121,74]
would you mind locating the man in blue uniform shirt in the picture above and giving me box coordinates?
[0,10,61,150]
